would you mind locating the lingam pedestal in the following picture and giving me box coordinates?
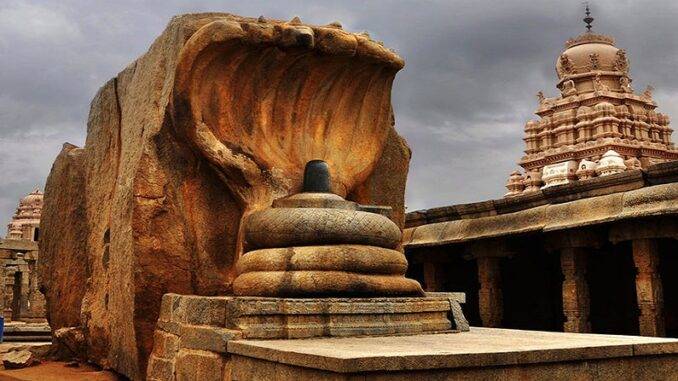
[146,162,469,380]
[234,160,424,298]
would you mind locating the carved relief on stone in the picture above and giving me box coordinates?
[593,73,609,93]
[596,150,627,176]
[559,54,575,75]
[575,159,598,180]
[625,157,642,170]
[504,171,525,197]
[523,170,543,193]
[537,91,556,109]
[614,49,629,73]
[561,79,578,97]
[589,53,600,70]
[619,76,633,93]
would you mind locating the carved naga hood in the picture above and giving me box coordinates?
[170,15,405,211]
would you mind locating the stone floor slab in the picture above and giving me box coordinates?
[228,327,678,373]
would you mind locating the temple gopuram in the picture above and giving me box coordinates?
[404,15,678,338]
[0,190,46,322]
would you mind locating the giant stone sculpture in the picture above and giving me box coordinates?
[39,13,418,380]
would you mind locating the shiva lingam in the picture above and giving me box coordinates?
[233,160,424,297]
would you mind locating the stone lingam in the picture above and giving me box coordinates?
[234,160,423,297]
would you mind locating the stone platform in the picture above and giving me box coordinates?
[147,293,468,379]
[147,293,678,380]
[228,328,678,380]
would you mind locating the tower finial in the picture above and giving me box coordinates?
[583,2,594,32]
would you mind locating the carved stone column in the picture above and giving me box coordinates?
[632,239,665,337]
[477,256,503,327]
[560,248,590,333]
[423,262,443,292]
[546,229,604,333]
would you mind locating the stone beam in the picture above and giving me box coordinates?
[544,229,606,252]
[609,217,678,244]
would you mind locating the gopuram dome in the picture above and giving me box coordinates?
[555,5,629,95]
[505,7,678,196]
[5,189,43,240]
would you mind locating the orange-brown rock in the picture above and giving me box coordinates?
[39,143,88,331]
[40,13,411,380]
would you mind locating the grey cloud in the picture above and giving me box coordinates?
[1,0,677,233]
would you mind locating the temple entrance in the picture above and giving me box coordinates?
[11,272,22,321]
[659,239,678,337]
[588,241,639,335]
[500,249,563,331]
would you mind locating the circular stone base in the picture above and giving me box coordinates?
[235,245,408,275]
[244,207,401,250]
[233,270,425,297]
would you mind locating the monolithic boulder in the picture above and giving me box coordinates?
[39,13,412,381]
[39,143,87,331]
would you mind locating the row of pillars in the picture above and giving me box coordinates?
[557,237,664,337]
[422,236,666,337]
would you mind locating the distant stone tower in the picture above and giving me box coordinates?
[1,189,45,322]
[6,189,43,241]
[505,11,677,196]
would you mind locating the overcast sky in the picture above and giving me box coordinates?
[1,0,678,234]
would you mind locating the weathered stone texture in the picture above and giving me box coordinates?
[38,143,88,330]
[632,239,665,337]
[146,293,467,380]
[476,257,503,328]
[174,349,224,381]
[226,328,678,380]
[40,13,412,380]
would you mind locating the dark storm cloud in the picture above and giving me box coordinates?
[1,0,677,231]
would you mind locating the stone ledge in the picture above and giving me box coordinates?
[404,182,678,248]
[148,293,469,379]
[405,161,678,228]
[226,327,678,373]
[156,293,467,341]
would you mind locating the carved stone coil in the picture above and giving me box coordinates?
[235,245,408,275]
[244,207,402,250]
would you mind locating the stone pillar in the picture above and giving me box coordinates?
[19,265,31,320]
[477,257,503,327]
[545,229,605,334]
[560,248,590,333]
[632,239,665,337]
[0,267,4,315]
[5,269,16,321]
[423,262,443,292]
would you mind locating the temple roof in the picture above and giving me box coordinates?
[404,161,678,247]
